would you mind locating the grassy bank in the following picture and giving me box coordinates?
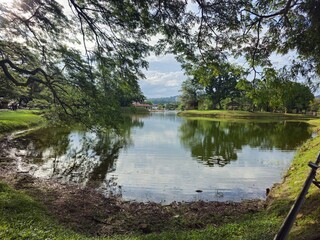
[0,110,45,135]
[178,110,315,120]
[267,118,320,239]
[0,182,83,240]
[1,112,320,239]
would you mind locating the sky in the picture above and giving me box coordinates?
[142,54,186,98]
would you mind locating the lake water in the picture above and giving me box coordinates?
[16,111,312,203]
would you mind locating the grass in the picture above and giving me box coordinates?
[1,110,320,239]
[0,182,85,240]
[0,110,45,135]
[132,213,281,240]
[267,118,320,239]
[178,110,315,120]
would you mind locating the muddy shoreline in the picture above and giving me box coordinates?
[0,134,265,237]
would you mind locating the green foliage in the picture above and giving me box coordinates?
[0,0,151,127]
[164,102,179,110]
[236,68,314,113]
[309,98,320,112]
[157,104,165,110]
[179,79,204,110]
[1,0,320,127]
[180,58,245,110]
[147,96,179,105]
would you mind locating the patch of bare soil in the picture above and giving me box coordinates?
[0,136,265,237]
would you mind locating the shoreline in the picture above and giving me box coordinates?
[178,109,317,121]
[0,134,265,236]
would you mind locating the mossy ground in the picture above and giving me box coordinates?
[1,110,320,239]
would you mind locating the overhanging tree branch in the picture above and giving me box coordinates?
[0,58,73,115]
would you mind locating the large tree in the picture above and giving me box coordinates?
[189,61,243,109]
[0,0,157,125]
[1,0,320,126]
[236,68,314,112]
[165,0,320,83]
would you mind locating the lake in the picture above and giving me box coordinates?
[15,111,313,203]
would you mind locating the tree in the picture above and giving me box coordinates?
[282,81,314,113]
[190,61,243,109]
[179,78,203,110]
[1,0,320,126]
[0,0,158,126]
[236,67,314,112]
[156,0,320,88]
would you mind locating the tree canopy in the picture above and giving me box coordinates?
[236,68,314,112]
[0,0,319,126]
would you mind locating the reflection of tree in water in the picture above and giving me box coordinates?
[179,121,240,167]
[179,120,312,167]
[17,116,144,187]
[21,127,71,161]
[86,124,135,188]
[245,121,312,150]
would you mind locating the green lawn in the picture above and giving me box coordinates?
[0,110,44,134]
[178,110,315,120]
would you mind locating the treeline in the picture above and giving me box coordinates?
[180,64,316,114]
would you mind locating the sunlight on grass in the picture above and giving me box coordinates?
[179,110,315,120]
[0,110,44,134]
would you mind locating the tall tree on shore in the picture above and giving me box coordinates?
[188,60,243,109]
[180,78,203,110]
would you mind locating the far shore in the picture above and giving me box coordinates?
[178,109,317,120]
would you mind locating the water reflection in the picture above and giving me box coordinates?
[20,116,144,188]
[13,113,313,203]
[179,120,311,167]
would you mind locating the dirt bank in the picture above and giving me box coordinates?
[0,134,265,237]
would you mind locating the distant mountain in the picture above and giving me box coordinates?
[147,96,180,104]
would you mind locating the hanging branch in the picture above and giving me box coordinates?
[0,59,73,115]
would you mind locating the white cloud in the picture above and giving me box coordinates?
[142,71,184,86]
[140,70,186,98]
[140,52,187,98]
[146,53,177,63]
